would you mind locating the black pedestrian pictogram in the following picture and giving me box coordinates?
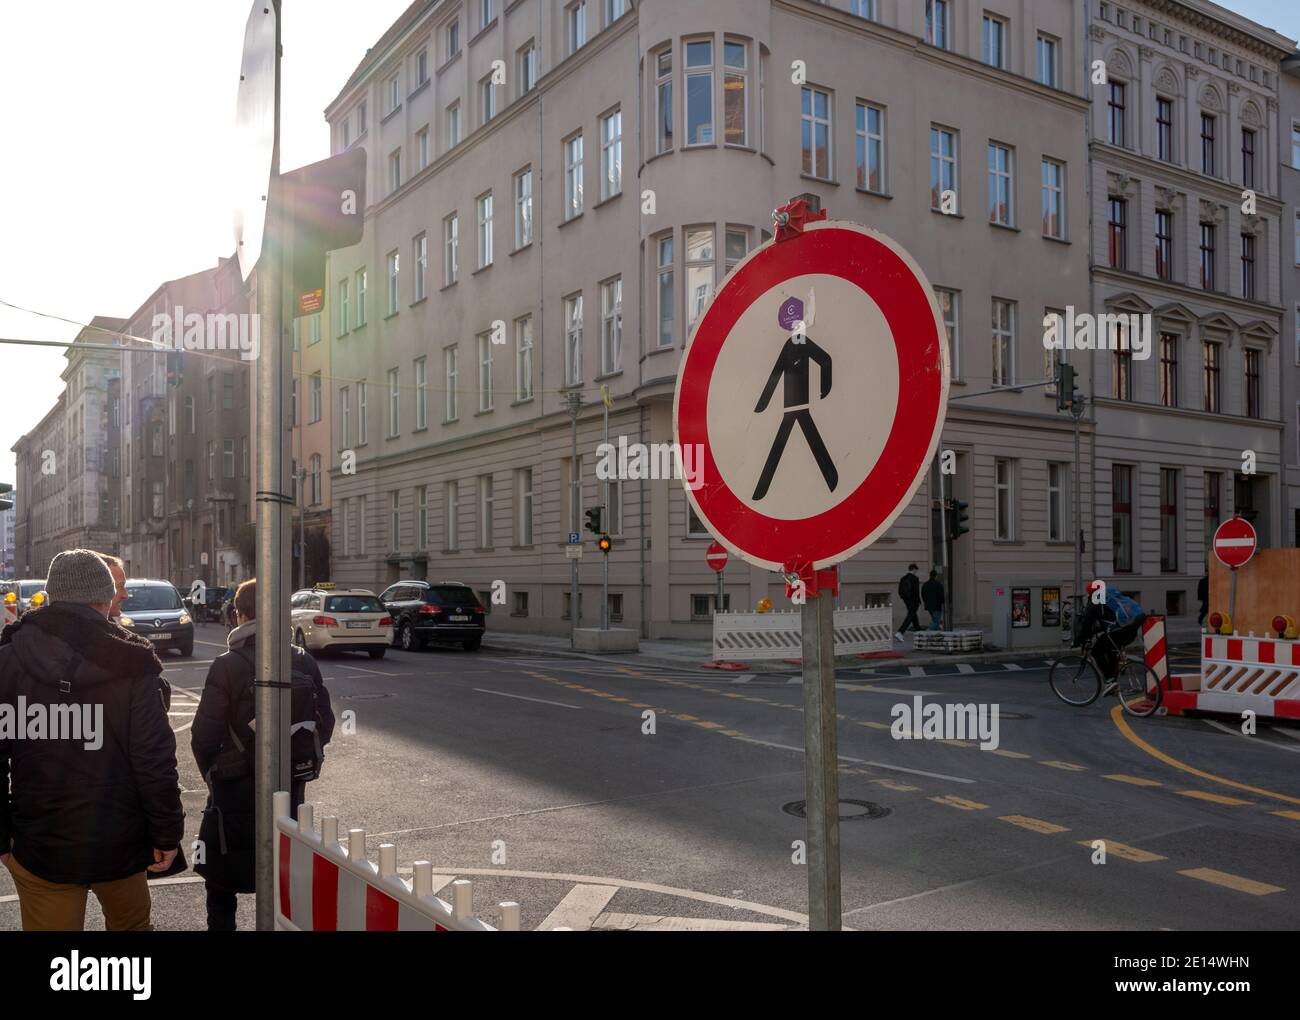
[752,297,838,501]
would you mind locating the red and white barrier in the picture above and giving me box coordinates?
[1141,615,1167,691]
[1162,633,1300,720]
[273,791,521,931]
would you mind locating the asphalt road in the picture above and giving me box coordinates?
[3,625,1299,931]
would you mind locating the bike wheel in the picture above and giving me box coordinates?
[1049,654,1103,707]
[1117,660,1163,718]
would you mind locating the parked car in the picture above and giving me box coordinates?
[117,579,195,656]
[379,580,486,652]
[289,585,392,659]
[10,579,48,618]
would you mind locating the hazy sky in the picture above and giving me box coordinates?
[1,0,1298,484]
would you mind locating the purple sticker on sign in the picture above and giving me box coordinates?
[778,296,804,331]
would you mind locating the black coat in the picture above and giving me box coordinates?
[921,579,945,612]
[898,572,920,607]
[0,603,183,885]
[191,624,333,893]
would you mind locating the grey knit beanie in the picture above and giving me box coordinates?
[46,549,117,606]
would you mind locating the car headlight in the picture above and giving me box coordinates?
[118,615,135,627]
[178,613,191,625]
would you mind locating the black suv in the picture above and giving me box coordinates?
[379,581,485,652]
[118,579,195,656]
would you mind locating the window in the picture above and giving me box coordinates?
[309,314,320,347]
[508,315,532,403]
[444,213,459,285]
[1292,123,1300,169]
[607,477,623,536]
[478,475,494,548]
[1108,82,1127,146]
[606,0,627,23]
[982,15,1007,69]
[291,379,298,427]
[1048,463,1066,541]
[518,42,537,96]
[564,294,583,386]
[685,39,714,145]
[340,386,350,448]
[447,101,461,147]
[991,299,1015,386]
[601,277,623,375]
[1200,222,1216,290]
[561,2,586,53]
[445,481,459,550]
[415,357,428,429]
[1204,471,1222,536]
[358,380,368,444]
[417,126,430,171]
[935,287,960,378]
[725,229,747,271]
[480,74,497,124]
[994,458,1013,540]
[513,591,530,617]
[309,454,321,505]
[479,0,494,30]
[310,372,321,423]
[416,48,428,88]
[926,0,950,49]
[387,75,400,115]
[565,133,584,219]
[1245,348,1261,418]
[1203,340,1221,413]
[1240,233,1256,300]
[1036,34,1058,87]
[1160,468,1179,572]
[445,346,459,420]
[415,486,428,549]
[930,126,957,211]
[1112,465,1133,572]
[1041,158,1064,238]
[852,0,876,17]
[988,143,1013,226]
[1107,197,1127,269]
[856,102,884,193]
[1201,113,1216,175]
[386,251,399,315]
[515,467,534,544]
[337,279,350,335]
[724,40,747,147]
[686,227,715,331]
[387,367,400,437]
[801,86,832,179]
[1159,333,1178,407]
[514,168,533,248]
[184,395,194,433]
[386,492,401,550]
[1113,344,1132,400]
[355,268,367,327]
[1241,128,1256,189]
[1156,96,1173,162]
[414,233,427,302]
[600,109,622,199]
[388,149,401,194]
[655,49,673,153]
[477,192,493,269]
[223,439,235,479]
[358,100,368,135]
[1154,210,1172,280]
[478,331,494,412]
[341,498,350,556]
[657,234,675,348]
[207,441,215,480]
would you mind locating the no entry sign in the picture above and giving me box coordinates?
[706,541,728,572]
[1213,517,1257,569]
[673,221,949,571]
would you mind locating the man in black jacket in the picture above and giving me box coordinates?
[922,570,946,631]
[894,564,922,642]
[0,549,182,931]
[191,578,334,931]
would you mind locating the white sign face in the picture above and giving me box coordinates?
[564,544,584,560]
[232,0,278,281]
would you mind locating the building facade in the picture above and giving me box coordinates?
[1279,52,1300,544]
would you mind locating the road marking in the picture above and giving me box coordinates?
[860,721,891,731]
[472,689,582,710]
[593,913,790,931]
[1039,760,1087,772]
[955,663,975,674]
[1178,868,1283,896]
[1270,809,1300,822]
[908,666,927,678]
[843,684,940,695]
[732,736,976,783]
[538,884,619,930]
[194,638,229,650]
[336,664,399,677]
[1076,840,1166,863]
[1204,719,1300,754]
[1177,789,1252,806]
[1109,705,1300,806]
[164,659,216,670]
[1103,774,1163,788]
[939,739,974,747]
[999,815,1069,834]
[732,674,756,683]
[1273,727,1300,742]
[1002,663,1023,671]
[989,749,1031,759]
[929,795,988,810]
[871,778,919,792]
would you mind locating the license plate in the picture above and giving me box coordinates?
[346,621,370,629]
[449,615,469,622]
[149,632,171,640]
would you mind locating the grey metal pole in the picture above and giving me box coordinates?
[298,468,305,589]
[801,583,840,930]
[716,567,724,617]
[601,397,609,631]
[253,0,284,933]
[568,392,580,648]
[939,459,951,630]
[1072,399,1083,631]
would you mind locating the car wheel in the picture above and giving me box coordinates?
[462,637,482,652]
[400,622,423,652]
[368,647,386,660]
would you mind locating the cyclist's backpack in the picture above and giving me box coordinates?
[1105,591,1146,627]
[224,646,326,783]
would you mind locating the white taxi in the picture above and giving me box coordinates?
[289,585,393,659]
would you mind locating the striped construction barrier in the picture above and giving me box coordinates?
[1,602,15,629]
[712,606,892,661]
[1141,615,1166,692]
[1161,633,1300,720]
[273,791,520,931]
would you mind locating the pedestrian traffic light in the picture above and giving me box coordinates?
[0,482,12,512]
[584,506,603,535]
[1055,362,1076,411]
[598,535,612,553]
[947,499,970,540]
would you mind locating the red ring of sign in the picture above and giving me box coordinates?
[1212,516,1257,568]
[677,225,944,568]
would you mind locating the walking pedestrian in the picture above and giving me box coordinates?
[895,564,922,642]
[191,578,334,931]
[922,569,946,631]
[0,548,182,931]
[1197,570,1209,627]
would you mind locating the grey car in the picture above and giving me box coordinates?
[117,579,195,656]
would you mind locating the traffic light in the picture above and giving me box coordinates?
[584,506,604,535]
[947,499,970,540]
[1055,362,1077,411]
[0,482,12,512]
[598,535,612,553]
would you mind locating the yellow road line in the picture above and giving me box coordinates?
[872,778,919,792]
[1039,760,1088,772]
[1109,705,1300,806]
[1177,789,1253,806]
[1077,839,1166,863]
[989,749,1031,759]
[1178,868,1283,896]
[1000,815,1070,835]
[1103,774,1163,787]
[1270,809,1300,821]
[929,795,988,811]
[861,721,891,730]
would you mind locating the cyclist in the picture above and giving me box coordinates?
[1076,583,1146,694]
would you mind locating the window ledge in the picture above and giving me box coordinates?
[411,296,428,307]
[594,371,624,383]
[441,280,459,292]
[409,79,431,101]
[593,192,623,210]
[992,539,1025,546]
[510,241,534,256]
[382,105,402,125]
[474,408,495,417]
[438,52,462,75]
[800,173,839,187]
[932,209,965,219]
[1043,234,1071,245]
[440,549,460,555]
[443,418,459,425]
[472,262,494,276]
[469,18,498,46]
[511,396,535,407]
[559,212,584,227]
[989,221,1020,233]
[413,426,429,434]
[510,545,534,552]
[855,187,892,199]
[386,433,400,441]
[646,344,676,356]
[384,312,398,321]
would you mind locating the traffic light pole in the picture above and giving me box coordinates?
[567,392,581,649]
[1072,396,1084,632]
[601,397,609,631]
[940,465,952,630]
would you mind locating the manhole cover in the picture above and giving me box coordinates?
[342,693,393,701]
[782,799,890,821]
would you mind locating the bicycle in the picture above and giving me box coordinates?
[1049,626,1162,717]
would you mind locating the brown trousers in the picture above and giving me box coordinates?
[5,854,153,931]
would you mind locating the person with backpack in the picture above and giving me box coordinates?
[921,570,945,631]
[1077,583,1146,693]
[894,564,922,643]
[190,578,334,931]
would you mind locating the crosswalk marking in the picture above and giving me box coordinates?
[537,884,619,930]
[999,815,1069,835]
[1178,868,1283,896]
[908,666,927,678]
[1077,840,1166,863]
[1002,662,1024,671]
[955,663,975,674]
[594,913,790,931]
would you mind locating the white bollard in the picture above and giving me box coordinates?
[451,879,473,922]
[298,802,314,834]
[378,843,397,878]
[348,828,367,863]
[412,861,433,897]
[499,902,521,931]
[322,816,339,846]
[273,790,290,821]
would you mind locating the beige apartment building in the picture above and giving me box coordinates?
[291,307,333,586]
[1087,0,1294,617]
[321,0,1097,637]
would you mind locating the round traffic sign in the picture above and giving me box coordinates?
[673,221,948,571]
[1213,516,1257,569]
[706,541,728,573]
